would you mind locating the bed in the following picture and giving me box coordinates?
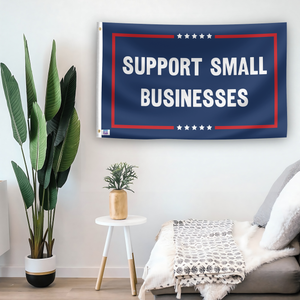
[139,160,300,300]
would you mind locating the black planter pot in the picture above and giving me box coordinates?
[25,254,56,288]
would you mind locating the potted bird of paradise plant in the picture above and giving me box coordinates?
[0,36,80,287]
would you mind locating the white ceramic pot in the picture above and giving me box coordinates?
[25,254,56,287]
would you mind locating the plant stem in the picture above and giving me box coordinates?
[48,207,51,254]
[24,206,33,241]
[20,145,30,180]
[52,207,56,233]
[19,144,35,250]
[31,168,37,224]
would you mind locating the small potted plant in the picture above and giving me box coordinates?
[104,162,138,220]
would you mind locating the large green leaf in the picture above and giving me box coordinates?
[11,161,34,209]
[30,102,47,171]
[47,115,59,135]
[54,66,76,146]
[46,66,76,141]
[53,108,80,173]
[39,172,57,211]
[0,63,27,145]
[23,35,37,118]
[38,133,55,188]
[56,167,70,188]
[45,40,61,121]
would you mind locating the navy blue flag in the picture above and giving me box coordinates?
[97,22,287,139]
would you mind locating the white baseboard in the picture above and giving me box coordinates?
[0,266,144,278]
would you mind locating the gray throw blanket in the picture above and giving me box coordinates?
[173,219,245,288]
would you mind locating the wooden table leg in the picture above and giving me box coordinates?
[124,226,137,296]
[132,252,137,284]
[128,258,137,295]
[95,256,107,290]
[95,226,114,291]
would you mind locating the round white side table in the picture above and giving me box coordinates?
[95,215,147,295]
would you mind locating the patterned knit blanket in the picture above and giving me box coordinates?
[173,219,245,288]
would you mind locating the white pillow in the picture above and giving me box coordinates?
[253,159,300,227]
[260,171,300,250]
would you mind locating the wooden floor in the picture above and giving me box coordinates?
[0,278,154,300]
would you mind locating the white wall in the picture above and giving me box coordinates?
[1,0,300,278]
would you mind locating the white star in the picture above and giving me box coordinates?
[192,125,197,130]
[207,33,212,39]
[199,125,205,130]
[199,33,205,39]
[185,33,190,39]
[185,125,189,130]
[177,33,182,39]
[207,125,212,130]
[192,33,197,39]
[177,125,182,130]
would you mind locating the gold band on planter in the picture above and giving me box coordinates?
[25,270,55,276]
